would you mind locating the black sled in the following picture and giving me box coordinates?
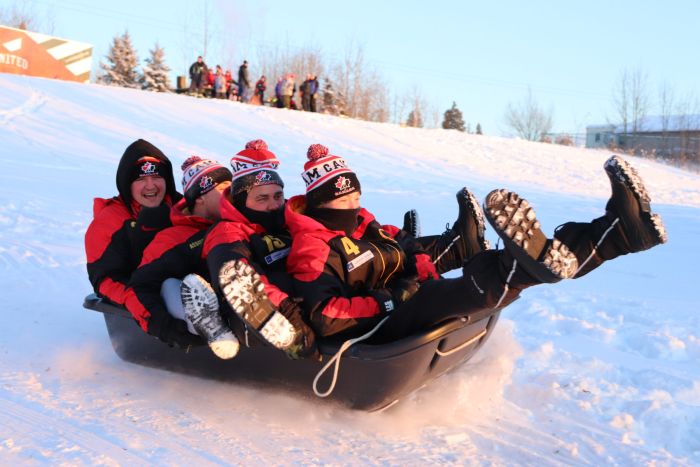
[84,294,501,411]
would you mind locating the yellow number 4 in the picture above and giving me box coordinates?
[341,237,360,256]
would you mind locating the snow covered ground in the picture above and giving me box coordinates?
[1,73,699,465]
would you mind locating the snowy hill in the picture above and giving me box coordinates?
[1,73,699,465]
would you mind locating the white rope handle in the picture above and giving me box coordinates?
[435,329,487,356]
[312,316,390,398]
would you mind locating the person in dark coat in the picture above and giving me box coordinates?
[238,60,250,102]
[255,75,267,104]
[308,75,319,112]
[188,56,207,96]
[85,139,181,312]
[283,145,667,343]
[199,140,319,359]
[127,156,236,353]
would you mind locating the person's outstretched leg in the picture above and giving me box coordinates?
[414,187,491,274]
[181,274,240,359]
[375,191,577,341]
[553,155,668,278]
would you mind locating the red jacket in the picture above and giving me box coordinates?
[126,198,214,332]
[203,192,293,308]
[85,196,172,306]
[285,195,438,338]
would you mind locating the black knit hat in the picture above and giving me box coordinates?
[302,144,361,207]
[116,139,182,213]
[181,156,232,208]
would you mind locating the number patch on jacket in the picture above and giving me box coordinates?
[341,237,360,256]
[261,235,286,252]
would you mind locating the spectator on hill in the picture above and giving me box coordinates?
[224,69,237,99]
[309,75,319,112]
[275,76,284,108]
[238,60,250,103]
[188,56,207,96]
[206,68,216,97]
[255,75,267,104]
[214,65,227,99]
[281,74,295,109]
[300,74,311,111]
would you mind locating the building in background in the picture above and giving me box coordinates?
[586,115,700,165]
[0,25,92,83]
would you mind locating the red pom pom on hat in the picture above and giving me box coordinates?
[307,144,329,161]
[181,155,203,171]
[245,139,268,151]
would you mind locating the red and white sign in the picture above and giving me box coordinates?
[0,25,92,83]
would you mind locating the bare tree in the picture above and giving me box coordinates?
[0,1,54,33]
[630,68,650,134]
[504,88,553,141]
[331,42,390,122]
[675,93,700,166]
[658,81,675,157]
[612,67,650,135]
[612,69,630,134]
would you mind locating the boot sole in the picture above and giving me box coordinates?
[458,187,491,251]
[484,189,578,283]
[604,155,668,245]
[218,260,297,350]
[181,274,239,359]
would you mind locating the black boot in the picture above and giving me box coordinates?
[430,187,490,273]
[484,189,578,283]
[402,209,420,238]
[218,259,301,354]
[603,155,667,252]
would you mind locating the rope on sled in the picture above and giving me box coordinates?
[312,316,391,398]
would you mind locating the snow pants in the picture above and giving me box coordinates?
[160,278,198,335]
[373,215,619,342]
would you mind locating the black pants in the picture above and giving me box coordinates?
[374,214,620,342]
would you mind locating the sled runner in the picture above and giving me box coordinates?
[83,293,501,411]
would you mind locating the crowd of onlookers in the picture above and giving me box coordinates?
[187,56,320,111]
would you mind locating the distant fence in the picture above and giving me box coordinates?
[616,133,700,172]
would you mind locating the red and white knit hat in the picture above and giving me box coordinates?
[230,139,284,195]
[302,144,361,207]
[181,156,232,207]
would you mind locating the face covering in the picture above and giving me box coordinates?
[306,206,361,237]
[233,192,286,232]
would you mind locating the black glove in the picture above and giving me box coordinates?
[390,276,421,304]
[136,204,172,231]
[130,204,172,259]
[150,314,204,349]
[277,297,319,360]
[370,288,397,315]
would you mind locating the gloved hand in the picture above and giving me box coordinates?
[277,297,319,360]
[150,315,204,349]
[136,204,172,231]
[390,276,421,304]
[130,204,172,258]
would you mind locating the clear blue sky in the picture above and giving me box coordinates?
[5,0,699,135]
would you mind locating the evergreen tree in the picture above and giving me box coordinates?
[406,109,423,128]
[441,101,465,131]
[141,43,172,92]
[476,123,483,135]
[98,31,140,88]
